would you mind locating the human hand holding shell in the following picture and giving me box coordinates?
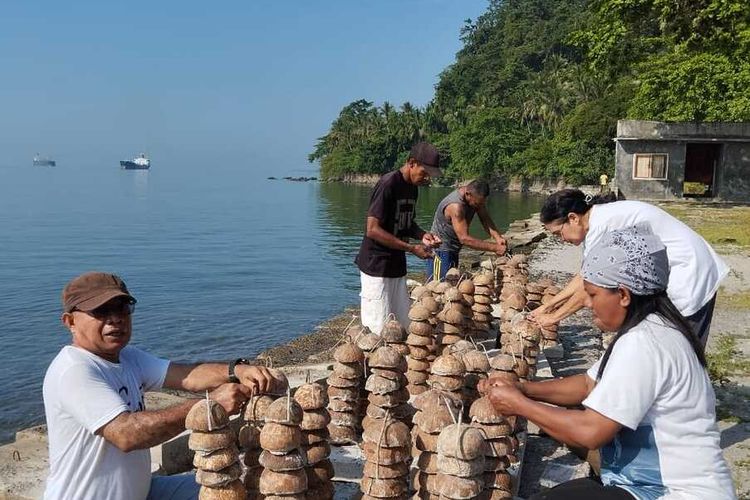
[208,383,252,415]
[236,365,287,395]
[485,380,525,417]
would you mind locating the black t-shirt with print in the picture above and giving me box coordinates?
[355,170,418,278]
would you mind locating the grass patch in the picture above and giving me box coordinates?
[707,334,750,384]
[658,204,750,249]
[719,289,750,310]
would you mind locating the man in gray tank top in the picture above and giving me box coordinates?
[427,179,506,280]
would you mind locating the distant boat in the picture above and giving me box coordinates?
[120,153,150,170]
[33,154,56,167]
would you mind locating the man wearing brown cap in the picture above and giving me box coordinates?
[354,142,443,336]
[43,271,286,500]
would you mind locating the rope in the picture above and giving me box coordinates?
[374,410,391,482]
[204,391,213,431]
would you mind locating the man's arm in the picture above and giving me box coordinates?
[97,383,249,452]
[163,362,281,395]
[446,203,503,254]
[366,217,432,258]
[476,205,505,247]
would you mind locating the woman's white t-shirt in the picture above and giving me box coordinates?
[43,345,169,500]
[583,315,735,499]
[585,201,729,316]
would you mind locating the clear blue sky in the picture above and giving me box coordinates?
[0,0,488,172]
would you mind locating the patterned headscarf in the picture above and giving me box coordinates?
[582,223,669,296]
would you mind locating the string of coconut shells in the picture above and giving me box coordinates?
[327,340,366,446]
[364,345,411,428]
[186,397,245,499]
[435,411,488,500]
[294,378,334,500]
[470,397,513,500]
[361,414,411,500]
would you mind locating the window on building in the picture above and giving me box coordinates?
[633,153,668,180]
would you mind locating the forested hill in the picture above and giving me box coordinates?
[309,0,750,184]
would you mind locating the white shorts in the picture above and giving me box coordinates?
[359,272,410,336]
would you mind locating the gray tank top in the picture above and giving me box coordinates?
[430,189,476,253]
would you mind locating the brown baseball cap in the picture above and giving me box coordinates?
[62,272,136,313]
[409,142,442,178]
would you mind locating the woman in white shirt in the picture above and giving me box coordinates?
[529,189,728,347]
[482,225,735,499]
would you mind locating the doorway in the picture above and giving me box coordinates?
[683,143,721,198]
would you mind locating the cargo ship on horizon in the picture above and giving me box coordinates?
[120,153,150,170]
[33,154,56,167]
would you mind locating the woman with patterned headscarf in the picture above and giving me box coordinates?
[529,189,728,348]
[482,225,735,500]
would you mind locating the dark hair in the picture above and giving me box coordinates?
[596,290,706,381]
[465,179,490,198]
[540,189,617,224]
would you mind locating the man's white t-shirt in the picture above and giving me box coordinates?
[583,315,735,500]
[585,201,729,316]
[43,345,170,500]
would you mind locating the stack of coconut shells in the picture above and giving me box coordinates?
[327,342,366,445]
[486,355,523,465]
[406,303,438,396]
[241,393,276,499]
[411,389,463,498]
[435,286,471,353]
[186,399,245,499]
[436,422,487,500]
[470,397,513,499]
[539,282,562,349]
[360,416,411,500]
[258,396,308,499]
[294,382,334,500]
[471,274,495,340]
[449,341,491,403]
[364,346,411,427]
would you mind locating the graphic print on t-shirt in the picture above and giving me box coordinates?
[394,198,416,240]
[117,382,146,412]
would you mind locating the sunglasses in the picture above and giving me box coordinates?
[73,300,136,319]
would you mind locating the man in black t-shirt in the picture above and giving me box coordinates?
[355,142,443,335]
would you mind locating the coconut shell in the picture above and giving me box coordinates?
[369,346,407,370]
[411,285,429,300]
[265,397,303,426]
[360,477,408,498]
[303,442,331,464]
[462,350,490,373]
[357,332,381,352]
[438,322,463,335]
[366,402,413,421]
[367,388,409,408]
[443,309,466,326]
[437,424,486,460]
[407,383,429,396]
[329,410,359,427]
[327,373,360,388]
[244,449,262,467]
[412,389,462,412]
[469,397,506,425]
[437,455,485,478]
[409,305,431,322]
[371,367,403,381]
[443,287,462,303]
[300,408,331,431]
[389,343,410,357]
[301,427,329,445]
[198,480,246,500]
[483,470,512,491]
[327,424,359,445]
[413,408,456,435]
[473,274,493,286]
[409,320,434,337]
[260,423,302,453]
[484,437,512,458]
[473,312,492,323]
[259,468,307,495]
[332,361,363,379]
[327,386,359,402]
[473,422,512,439]
[190,428,236,452]
[361,442,410,465]
[363,460,410,479]
[406,370,429,385]
[414,471,442,495]
[477,489,513,500]
[196,462,242,487]
[412,429,440,452]
[328,398,359,413]
[365,374,402,395]
[186,399,229,431]
[421,296,440,314]
[458,280,475,295]
[264,496,305,500]
[259,449,306,472]
[409,345,436,360]
[414,451,438,473]
[484,455,508,472]
[193,446,240,471]
[472,303,492,314]
[437,474,483,500]
[437,334,464,346]
[306,458,334,485]
[407,333,433,347]
[489,354,515,372]
[362,418,410,448]
[427,374,463,392]
[381,317,406,342]
[237,424,261,450]
[334,343,365,364]
[294,383,328,411]
[431,354,466,377]
[474,294,492,305]
[243,394,276,423]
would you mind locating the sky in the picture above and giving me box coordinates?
[0,0,489,173]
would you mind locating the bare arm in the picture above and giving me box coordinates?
[164,362,282,395]
[366,216,416,253]
[481,373,594,407]
[476,205,505,245]
[446,204,502,254]
[487,381,620,450]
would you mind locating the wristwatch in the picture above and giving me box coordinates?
[228,358,251,383]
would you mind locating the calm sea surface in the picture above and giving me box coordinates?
[0,163,543,443]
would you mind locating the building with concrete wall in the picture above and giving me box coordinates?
[615,120,750,202]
